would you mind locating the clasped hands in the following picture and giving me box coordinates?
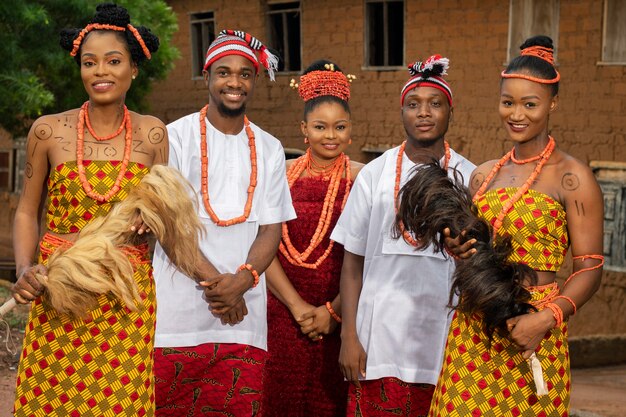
[199,269,253,326]
[290,301,338,342]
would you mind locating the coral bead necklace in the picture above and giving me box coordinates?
[279,148,352,269]
[76,101,132,202]
[395,140,451,247]
[199,104,257,227]
[473,136,556,238]
[306,154,338,179]
[84,102,128,141]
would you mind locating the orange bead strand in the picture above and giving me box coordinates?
[84,102,128,141]
[199,104,257,227]
[395,140,451,247]
[279,148,352,269]
[473,136,555,239]
[237,263,260,287]
[76,101,133,202]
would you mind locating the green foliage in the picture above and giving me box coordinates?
[0,0,179,136]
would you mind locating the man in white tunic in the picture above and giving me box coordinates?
[151,30,295,417]
[331,55,475,416]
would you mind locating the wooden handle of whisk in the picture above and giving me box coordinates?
[0,298,17,317]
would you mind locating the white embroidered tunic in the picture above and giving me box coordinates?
[153,113,296,350]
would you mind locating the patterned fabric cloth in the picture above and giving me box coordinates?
[264,177,348,417]
[474,188,568,271]
[429,188,571,417]
[47,160,148,234]
[429,283,569,417]
[14,233,156,417]
[154,343,267,417]
[347,378,435,417]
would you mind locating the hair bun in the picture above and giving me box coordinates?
[520,35,554,51]
[135,26,160,54]
[59,28,80,52]
[93,3,130,26]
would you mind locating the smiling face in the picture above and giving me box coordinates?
[204,54,257,118]
[301,100,352,162]
[80,31,136,105]
[401,86,451,145]
[499,77,558,143]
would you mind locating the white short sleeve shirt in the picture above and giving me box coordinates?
[330,145,475,384]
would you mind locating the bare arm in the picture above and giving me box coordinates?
[557,166,604,312]
[508,162,604,358]
[12,117,53,303]
[338,250,366,386]
[130,117,169,234]
[150,117,169,166]
[265,256,313,321]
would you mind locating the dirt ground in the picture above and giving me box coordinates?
[0,281,27,417]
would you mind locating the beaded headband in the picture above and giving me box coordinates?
[204,29,279,81]
[70,23,152,59]
[290,63,356,102]
[501,45,560,84]
[401,55,452,106]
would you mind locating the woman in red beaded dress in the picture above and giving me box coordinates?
[263,60,363,416]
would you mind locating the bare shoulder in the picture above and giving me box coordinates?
[554,150,598,193]
[130,112,167,144]
[131,112,166,130]
[350,159,365,178]
[30,110,78,134]
[468,159,499,194]
[474,159,499,174]
[27,109,79,151]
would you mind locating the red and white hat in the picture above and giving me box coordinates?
[400,55,452,106]
[203,29,279,81]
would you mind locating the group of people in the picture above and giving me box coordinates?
[9,3,604,417]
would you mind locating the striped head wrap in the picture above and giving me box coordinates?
[400,55,452,106]
[203,29,279,81]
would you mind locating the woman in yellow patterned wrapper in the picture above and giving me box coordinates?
[10,3,165,416]
[421,35,603,417]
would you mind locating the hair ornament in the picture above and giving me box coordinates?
[296,67,351,102]
[501,45,560,84]
[521,45,555,65]
[289,78,299,89]
[70,23,152,59]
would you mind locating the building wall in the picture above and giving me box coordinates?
[146,0,626,337]
[149,0,626,165]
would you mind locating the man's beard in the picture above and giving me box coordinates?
[217,101,246,118]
